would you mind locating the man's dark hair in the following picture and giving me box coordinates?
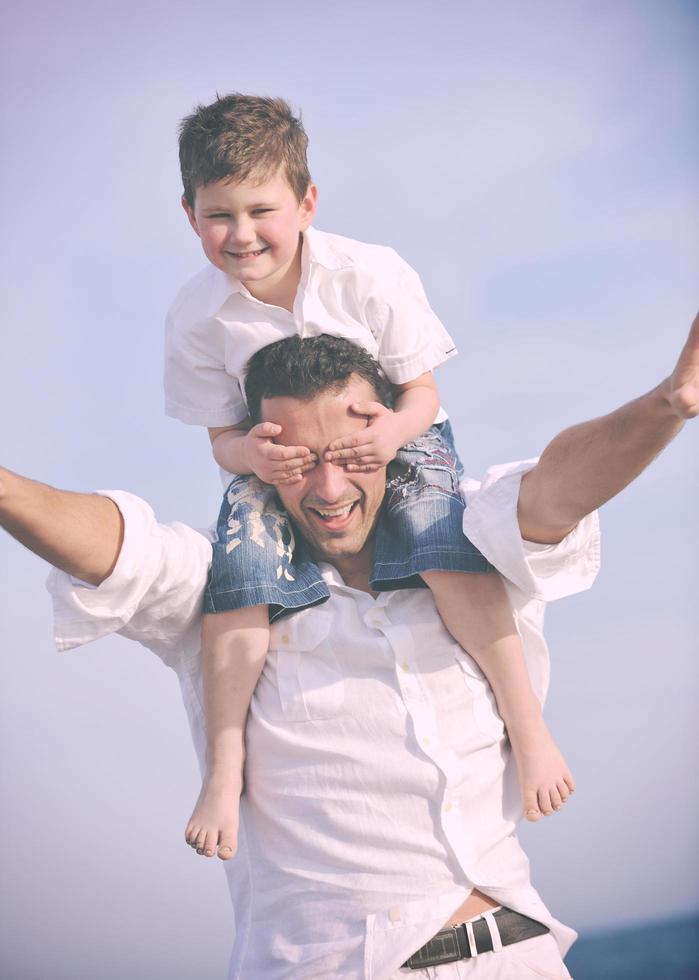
[245,336,393,423]
[178,93,311,208]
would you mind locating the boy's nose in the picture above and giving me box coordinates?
[230,216,256,246]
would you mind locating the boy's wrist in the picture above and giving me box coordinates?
[212,429,253,475]
[390,410,429,450]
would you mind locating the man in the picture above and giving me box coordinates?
[1,321,697,978]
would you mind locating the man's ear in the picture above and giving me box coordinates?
[182,195,200,237]
[298,183,318,230]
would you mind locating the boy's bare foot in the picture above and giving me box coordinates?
[509,717,575,822]
[185,770,243,860]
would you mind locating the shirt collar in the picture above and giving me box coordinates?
[205,267,245,318]
[303,226,353,271]
[318,561,392,608]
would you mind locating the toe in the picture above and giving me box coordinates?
[557,780,571,802]
[203,829,218,858]
[549,785,563,813]
[217,829,238,861]
[523,788,541,822]
[538,788,554,816]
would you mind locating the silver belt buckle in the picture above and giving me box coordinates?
[404,926,463,969]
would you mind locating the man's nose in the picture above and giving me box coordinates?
[309,460,350,502]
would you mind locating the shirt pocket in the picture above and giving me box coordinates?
[267,609,345,722]
[453,651,506,744]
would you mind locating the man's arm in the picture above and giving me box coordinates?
[518,314,699,544]
[0,467,123,585]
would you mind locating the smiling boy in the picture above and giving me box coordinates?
[165,94,574,863]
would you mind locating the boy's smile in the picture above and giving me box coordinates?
[183,170,317,306]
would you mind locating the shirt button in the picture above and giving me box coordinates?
[401,663,410,673]
[280,634,289,644]
[444,801,453,812]
[370,618,383,629]
[423,737,431,746]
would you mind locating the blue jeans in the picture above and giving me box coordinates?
[204,420,494,622]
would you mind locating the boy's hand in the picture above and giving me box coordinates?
[325,402,404,472]
[245,423,317,485]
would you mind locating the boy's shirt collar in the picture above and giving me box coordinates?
[302,225,353,271]
[206,226,353,318]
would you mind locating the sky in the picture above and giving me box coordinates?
[1,2,698,978]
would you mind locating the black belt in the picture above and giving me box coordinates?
[402,907,550,970]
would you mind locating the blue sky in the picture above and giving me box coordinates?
[1,2,697,977]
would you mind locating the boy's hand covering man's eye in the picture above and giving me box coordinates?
[325,403,402,472]
[245,423,317,485]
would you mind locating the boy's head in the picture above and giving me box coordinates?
[179,94,317,295]
[179,94,311,209]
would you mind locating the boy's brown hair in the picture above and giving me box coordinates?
[179,93,311,208]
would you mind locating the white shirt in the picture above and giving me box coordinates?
[47,461,600,980]
[164,227,457,428]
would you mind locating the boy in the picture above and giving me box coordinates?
[165,94,574,861]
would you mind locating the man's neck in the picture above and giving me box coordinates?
[317,547,375,596]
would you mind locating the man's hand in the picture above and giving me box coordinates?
[244,423,317,486]
[666,311,699,419]
[0,467,123,585]
[518,311,698,544]
[325,402,404,472]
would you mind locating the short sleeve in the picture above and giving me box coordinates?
[371,250,458,385]
[47,491,212,672]
[461,460,601,601]
[164,307,248,427]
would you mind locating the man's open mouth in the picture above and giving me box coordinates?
[307,501,359,529]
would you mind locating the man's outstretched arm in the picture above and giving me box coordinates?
[518,313,699,544]
[0,468,123,585]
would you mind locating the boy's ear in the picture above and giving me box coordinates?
[181,195,200,237]
[298,183,318,230]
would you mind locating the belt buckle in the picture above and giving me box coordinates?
[404,926,463,969]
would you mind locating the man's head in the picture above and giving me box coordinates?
[245,337,393,574]
[178,94,316,290]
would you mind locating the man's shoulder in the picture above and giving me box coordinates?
[165,264,230,328]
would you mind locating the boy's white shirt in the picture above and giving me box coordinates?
[164,226,458,429]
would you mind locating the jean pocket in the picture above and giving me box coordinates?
[267,609,345,722]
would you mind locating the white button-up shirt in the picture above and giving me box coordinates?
[164,226,457,428]
[47,461,600,979]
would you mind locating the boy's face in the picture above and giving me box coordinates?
[183,170,317,298]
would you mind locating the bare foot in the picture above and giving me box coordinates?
[185,770,242,860]
[667,313,699,420]
[509,718,575,822]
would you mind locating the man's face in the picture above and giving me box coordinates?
[261,378,387,575]
[183,169,317,297]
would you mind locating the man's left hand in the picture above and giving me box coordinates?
[666,311,699,419]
